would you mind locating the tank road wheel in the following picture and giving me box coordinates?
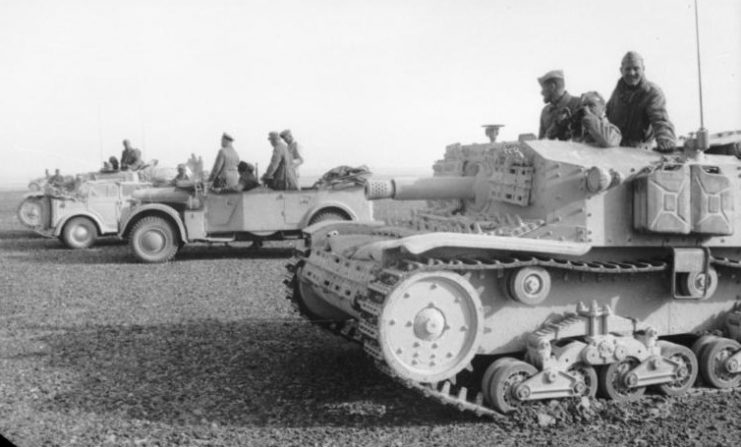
[655,342,698,397]
[598,357,646,402]
[678,268,718,299]
[485,360,538,414]
[567,363,599,398]
[507,267,551,305]
[309,209,350,225]
[293,266,350,322]
[377,271,484,383]
[481,357,518,403]
[691,335,718,361]
[699,338,741,389]
[17,197,43,227]
[62,217,98,249]
[130,216,179,263]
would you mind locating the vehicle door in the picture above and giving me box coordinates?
[241,189,290,231]
[85,182,120,231]
[282,190,314,227]
[204,192,243,232]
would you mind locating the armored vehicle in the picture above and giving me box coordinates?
[286,131,741,416]
[17,171,149,248]
[119,178,374,263]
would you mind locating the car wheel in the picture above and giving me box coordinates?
[62,217,98,249]
[130,216,180,263]
[17,197,43,227]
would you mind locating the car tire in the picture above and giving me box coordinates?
[62,216,98,249]
[129,216,180,263]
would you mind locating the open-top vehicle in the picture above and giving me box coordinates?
[119,173,374,263]
[17,170,149,248]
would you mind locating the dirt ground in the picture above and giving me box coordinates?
[1,190,740,447]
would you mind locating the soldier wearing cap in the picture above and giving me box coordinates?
[538,70,582,141]
[279,129,304,180]
[482,124,504,143]
[262,131,298,191]
[606,51,676,151]
[573,91,622,148]
[208,132,240,190]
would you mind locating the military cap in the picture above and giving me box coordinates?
[177,163,186,169]
[222,132,234,142]
[279,129,292,138]
[268,131,280,139]
[482,124,505,129]
[537,69,564,86]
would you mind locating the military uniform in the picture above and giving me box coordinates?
[577,114,622,148]
[263,136,298,191]
[539,91,582,140]
[606,78,675,148]
[208,133,240,189]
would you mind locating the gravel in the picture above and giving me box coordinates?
[1,190,740,446]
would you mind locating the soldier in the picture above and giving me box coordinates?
[120,139,141,170]
[207,132,240,190]
[48,169,65,187]
[261,131,298,191]
[279,129,304,179]
[538,70,582,140]
[572,91,622,148]
[170,164,190,185]
[606,51,676,152]
[236,161,260,192]
[482,124,504,143]
[108,156,119,171]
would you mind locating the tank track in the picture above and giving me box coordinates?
[285,251,741,418]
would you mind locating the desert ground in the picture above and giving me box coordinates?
[1,189,740,447]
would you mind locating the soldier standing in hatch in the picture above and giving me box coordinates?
[208,132,240,190]
[538,70,582,141]
[606,51,676,152]
[573,91,622,148]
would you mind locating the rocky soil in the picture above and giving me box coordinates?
[1,190,740,447]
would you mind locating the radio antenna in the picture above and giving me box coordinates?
[693,0,709,150]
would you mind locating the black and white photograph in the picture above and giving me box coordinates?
[1,0,740,446]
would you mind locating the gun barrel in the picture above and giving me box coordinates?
[365,177,476,201]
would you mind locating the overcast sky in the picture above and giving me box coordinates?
[1,0,739,187]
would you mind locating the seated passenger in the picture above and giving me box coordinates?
[109,156,119,171]
[170,164,190,185]
[236,161,260,192]
[571,91,622,148]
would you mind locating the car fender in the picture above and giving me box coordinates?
[22,191,46,200]
[303,200,360,227]
[120,203,188,243]
[53,212,106,237]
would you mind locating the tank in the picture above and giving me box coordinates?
[285,132,741,416]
